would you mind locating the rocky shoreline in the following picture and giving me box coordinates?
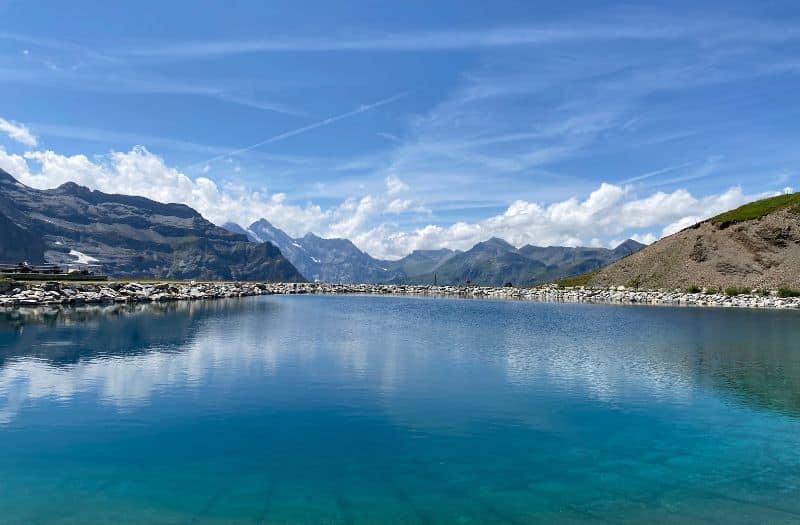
[1,280,800,310]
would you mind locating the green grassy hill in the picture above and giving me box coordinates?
[712,193,800,228]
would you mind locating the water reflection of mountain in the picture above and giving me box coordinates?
[1,296,799,428]
[688,310,800,419]
[496,304,800,423]
[0,297,285,424]
[0,299,276,366]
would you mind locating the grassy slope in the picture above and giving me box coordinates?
[711,192,800,228]
[555,270,599,287]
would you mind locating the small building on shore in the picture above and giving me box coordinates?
[0,261,107,281]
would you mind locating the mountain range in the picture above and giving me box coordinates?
[0,169,304,281]
[420,237,645,286]
[0,167,645,284]
[3,165,796,289]
[224,219,645,285]
[230,219,406,283]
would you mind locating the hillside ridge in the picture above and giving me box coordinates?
[587,192,800,289]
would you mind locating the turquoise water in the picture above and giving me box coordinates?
[1,296,800,524]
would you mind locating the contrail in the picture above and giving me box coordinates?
[185,92,407,170]
[620,161,694,185]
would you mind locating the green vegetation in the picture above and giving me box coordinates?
[686,285,702,293]
[688,286,800,297]
[555,270,598,287]
[711,192,800,228]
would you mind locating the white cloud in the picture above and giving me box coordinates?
[385,175,408,195]
[328,195,376,238]
[610,233,658,247]
[0,118,37,146]
[386,198,412,213]
[0,147,32,177]
[630,232,658,245]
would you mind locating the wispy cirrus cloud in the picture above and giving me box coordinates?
[213,92,310,118]
[6,8,800,64]
[0,65,310,118]
[126,26,654,58]
[28,122,312,166]
[0,31,120,63]
[122,12,800,59]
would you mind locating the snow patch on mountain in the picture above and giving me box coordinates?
[69,249,99,264]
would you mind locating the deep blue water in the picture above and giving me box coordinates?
[1,295,800,524]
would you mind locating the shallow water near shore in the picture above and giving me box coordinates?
[1,295,800,524]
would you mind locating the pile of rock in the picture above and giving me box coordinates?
[270,283,800,309]
[2,280,799,310]
[0,280,275,307]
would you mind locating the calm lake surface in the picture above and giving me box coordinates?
[1,295,800,524]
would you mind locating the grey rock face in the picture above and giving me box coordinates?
[242,220,404,283]
[0,209,45,263]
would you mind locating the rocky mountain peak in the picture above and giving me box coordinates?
[613,239,647,255]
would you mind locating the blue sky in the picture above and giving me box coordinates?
[1,0,799,258]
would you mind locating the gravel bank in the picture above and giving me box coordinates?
[1,281,799,309]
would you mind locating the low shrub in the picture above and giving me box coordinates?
[777,287,800,298]
[686,285,701,293]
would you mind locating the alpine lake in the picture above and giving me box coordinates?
[1,294,799,524]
